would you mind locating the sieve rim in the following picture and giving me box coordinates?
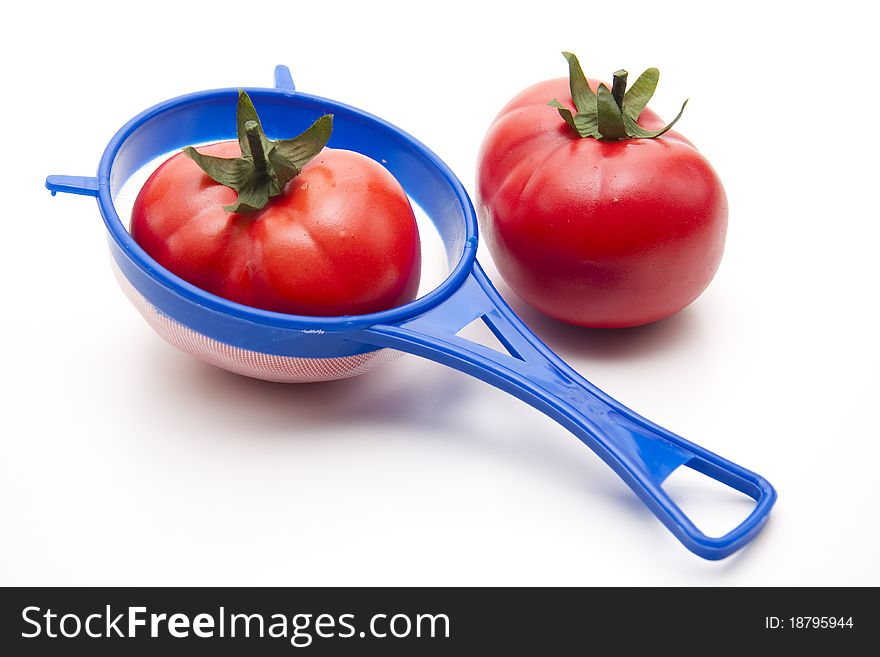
[96,86,478,332]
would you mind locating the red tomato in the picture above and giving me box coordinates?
[131,142,421,316]
[477,76,727,328]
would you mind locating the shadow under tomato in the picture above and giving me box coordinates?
[492,277,705,364]
[136,339,623,498]
[128,303,711,558]
[165,352,473,437]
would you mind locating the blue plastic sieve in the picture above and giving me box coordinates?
[46,65,775,560]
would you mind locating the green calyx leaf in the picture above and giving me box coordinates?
[547,52,687,141]
[549,52,599,138]
[184,90,333,213]
[596,84,627,140]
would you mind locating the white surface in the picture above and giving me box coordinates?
[2,0,878,585]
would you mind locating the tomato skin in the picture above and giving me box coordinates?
[476,77,727,328]
[131,142,421,316]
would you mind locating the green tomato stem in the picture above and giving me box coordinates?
[547,53,688,141]
[244,121,268,175]
[612,70,628,111]
[183,90,333,213]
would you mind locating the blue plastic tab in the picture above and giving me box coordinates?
[45,175,99,197]
[274,65,295,92]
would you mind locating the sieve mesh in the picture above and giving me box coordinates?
[112,261,401,383]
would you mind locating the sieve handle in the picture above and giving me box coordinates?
[366,262,776,560]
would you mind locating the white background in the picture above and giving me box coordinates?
[2,0,878,586]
